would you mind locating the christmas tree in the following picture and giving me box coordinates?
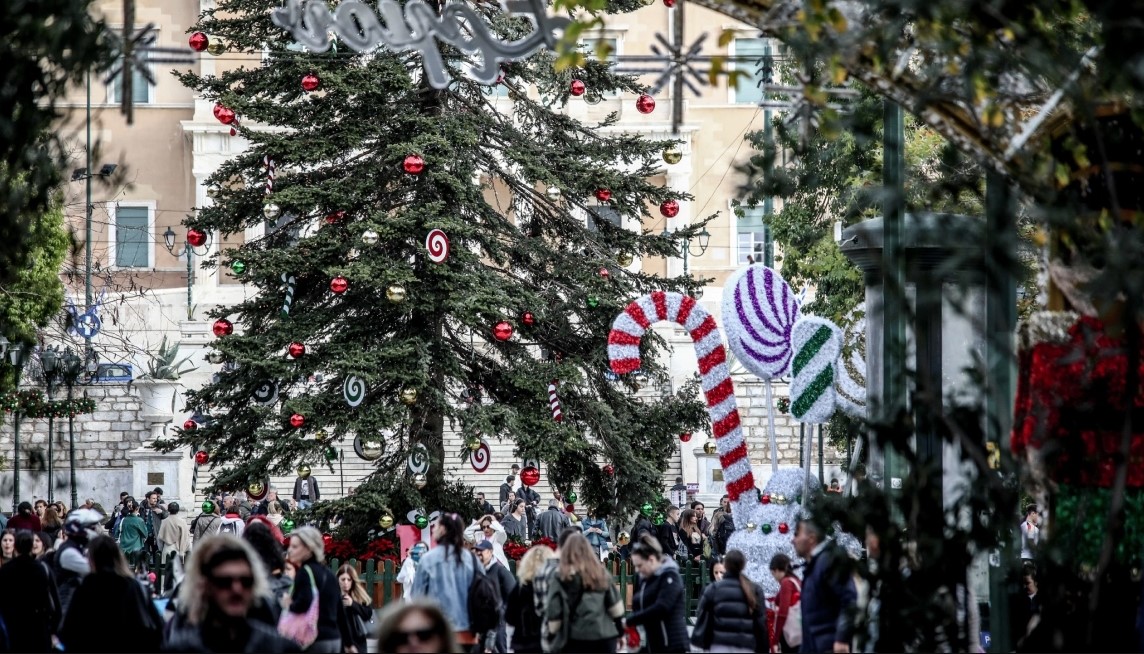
[168,0,709,533]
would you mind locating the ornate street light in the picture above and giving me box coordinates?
[61,348,82,507]
[662,226,711,277]
[164,224,213,319]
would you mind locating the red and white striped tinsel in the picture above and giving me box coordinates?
[608,291,756,506]
[263,155,275,197]
[548,380,563,422]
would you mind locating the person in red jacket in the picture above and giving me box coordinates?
[770,553,801,653]
[7,502,42,533]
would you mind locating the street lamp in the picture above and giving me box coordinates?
[662,226,712,276]
[40,346,61,503]
[7,341,28,511]
[164,224,212,318]
[61,348,82,508]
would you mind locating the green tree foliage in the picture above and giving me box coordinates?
[168,0,709,526]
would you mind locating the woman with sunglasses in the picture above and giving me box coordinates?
[165,534,296,653]
[377,599,458,653]
[59,535,163,652]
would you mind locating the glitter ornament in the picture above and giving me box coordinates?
[386,286,406,303]
[617,252,634,267]
[640,502,654,517]
[289,413,305,428]
[636,94,656,114]
[662,145,683,164]
[183,419,197,431]
[762,493,771,504]
[301,73,320,92]
[659,200,680,218]
[330,276,349,294]
[598,267,610,279]
[412,474,428,490]
[189,32,209,52]
[791,317,842,423]
[288,342,306,358]
[835,302,868,418]
[761,523,773,534]
[403,154,425,175]
[361,229,379,245]
[400,388,418,405]
[587,296,600,308]
[194,450,209,465]
[206,351,224,364]
[414,514,429,528]
[520,466,541,487]
[229,127,237,136]
[493,321,513,341]
[603,464,615,476]
[379,514,394,529]
[680,432,692,443]
[703,441,717,455]
[570,79,586,96]
[522,312,535,326]
[262,203,280,220]
[207,41,226,56]
[653,512,665,526]
[230,260,246,275]
[567,491,578,503]
[187,229,207,247]
[297,465,312,479]
[214,104,235,125]
[325,446,338,461]
[778,522,789,534]
[212,319,234,337]
[202,500,215,513]
[594,188,612,202]
[281,519,295,533]
[546,186,561,201]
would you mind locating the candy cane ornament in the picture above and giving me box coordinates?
[609,291,757,519]
[548,379,563,422]
[790,316,842,500]
[280,273,296,319]
[263,155,275,197]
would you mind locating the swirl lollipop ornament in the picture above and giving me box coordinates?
[609,291,757,520]
[343,375,367,407]
[407,443,430,475]
[425,229,450,264]
[470,438,491,473]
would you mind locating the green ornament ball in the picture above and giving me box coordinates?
[640,502,654,517]
[652,512,665,526]
[281,519,295,534]
[761,523,772,534]
[566,491,577,504]
[201,500,214,514]
[414,515,429,529]
[325,446,338,461]
[230,260,247,275]
[587,296,600,308]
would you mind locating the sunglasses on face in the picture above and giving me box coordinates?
[384,628,438,650]
[208,574,255,590]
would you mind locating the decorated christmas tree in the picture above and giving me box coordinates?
[166,0,709,532]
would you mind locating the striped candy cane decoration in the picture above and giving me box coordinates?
[548,380,563,422]
[263,155,275,197]
[790,317,842,424]
[280,273,296,318]
[609,291,756,506]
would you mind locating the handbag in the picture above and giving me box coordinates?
[278,565,320,648]
[782,577,802,647]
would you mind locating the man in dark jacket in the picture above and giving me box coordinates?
[0,531,59,652]
[293,473,320,509]
[476,492,496,516]
[477,540,517,653]
[632,513,656,547]
[795,519,857,653]
[690,550,769,652]
[656,505,681,558]
[536,500,570,541]
[499,475,516,506]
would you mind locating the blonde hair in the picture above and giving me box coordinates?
[267,501,282,515]
[516,545,556,584]
[558,532,610,591]
[338,564,372,605]
[291,526,326,563]
[179,535,270,625]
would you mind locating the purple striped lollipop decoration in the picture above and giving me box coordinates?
[721,265,802,380]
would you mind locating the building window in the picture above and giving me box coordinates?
[737,205,772,265]
[731,37,769,105]
[113,206,150,268]
[588,205,622,232]
[107,55,151,105]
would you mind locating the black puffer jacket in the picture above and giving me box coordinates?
[627,558,689,653]
[690,576,769,653]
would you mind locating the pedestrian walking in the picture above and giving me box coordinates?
[282,526,345,653]
[656,506,682,559]
[626,535,689,653]
[1019,505,1040,563]
[794,519,857,653]
[51,512,100,616]
[193,500,223,544]
[0,530,59,652]
[377,599,459,653]
[532,527,580,651]
[117,499,148,572]
[476,540,517,653]
[59,535,163,652]
[40,505,63,541]
[506,545,556,653]
[336,564,374,654]
[411,513,479,650]
[502,499,529,541]
[159,502,192,588]
[536,500,571,542]
[8,501,42,532]
[689,549,769,653]
[769,553,801,653]
[500,476,517,507]
[164,534,297,653]
[241,520,292,626]
[543,532,625,653]
[219,503,246,538]
[631,512,655,547]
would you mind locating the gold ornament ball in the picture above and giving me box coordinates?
[618,531,631,544]
[360,439,383,461]
[207,40,226,56]
[412,473,428,489]
[248,481,264,497]
[773,493,787,505]
[379,514,395,529]
[386,285,407,303]
[262,203,281,220]
[617,252,634,267]
[400,388,418,405]
[546,186,561,201]
[466,436,482,451]
[316,429,330,442]
[746,521,757,532]
[361,229,379,245]
[703,441,717,455]
[297,465,312,479]
[662,145,683,165]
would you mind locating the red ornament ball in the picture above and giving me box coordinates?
[183,419,197,431]
[288,342,306,358]
[520,465,541,487]
[187,228,207,247]
[289,413,305,428]
[330,276,349,294]
[680,432,692,443]
[636,94,656,114]
[325,210,345,224]
[603,464,615,476]
[598,267,610,279]
[594,188,612,202]
[301,73,320,92]
[570,79,586,96]
[189,32,209,52]
[663,0,676,6]
[660,199,680,218]
[214,104,235,125]
[493,321,514,342]
[522,312,535,326]
[565,504,575,513]
[194,450,209,465]
[322,533,334,547]
[212,319,233,337]
[403,154,425,175]
[778,522,789,534]
[229,127,237,136]
[761,493,771,504]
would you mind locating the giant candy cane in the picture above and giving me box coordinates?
[609,292,758,512]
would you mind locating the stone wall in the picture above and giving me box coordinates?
[735,378,847,468]
[0,383,149,509]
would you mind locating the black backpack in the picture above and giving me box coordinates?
[467,553,502,634]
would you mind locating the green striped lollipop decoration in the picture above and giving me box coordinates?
[791,316,842,501]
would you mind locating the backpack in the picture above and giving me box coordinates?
[714,515,735,554]
[782,576,803,647]
[219,520,239,536]
[467,553,502,634]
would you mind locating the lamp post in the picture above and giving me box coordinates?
[40,347,61,503]
[164,225,213,319]
[61,348,82,508]
[71,161,117,363]
[7,341,28,511]
[662,226,711,276]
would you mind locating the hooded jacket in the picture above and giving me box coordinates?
[218,512,246,538]
[627,557,689,652]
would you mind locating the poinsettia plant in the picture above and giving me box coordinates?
[503,536,557,561]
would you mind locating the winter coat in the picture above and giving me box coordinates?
[217,513,245,538]
[192,513,221,542]
[339,600,372,654]
[632,516,656,547]
[544,570,624,651]
[7,513,41,533]
[118,514,148,553]
[60,570,162,652]
[507,581,544,652]
[581,517,610,553]
[627,557,689,652]
[0,555,58,652]
[502,512,528,541]
[536,507,570,541]
[656,522,681,559]
[292,476,320,502]
[163,612,300,653]
[690,576,769,653]
[286,558,344,643]
[801,541,858,653]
